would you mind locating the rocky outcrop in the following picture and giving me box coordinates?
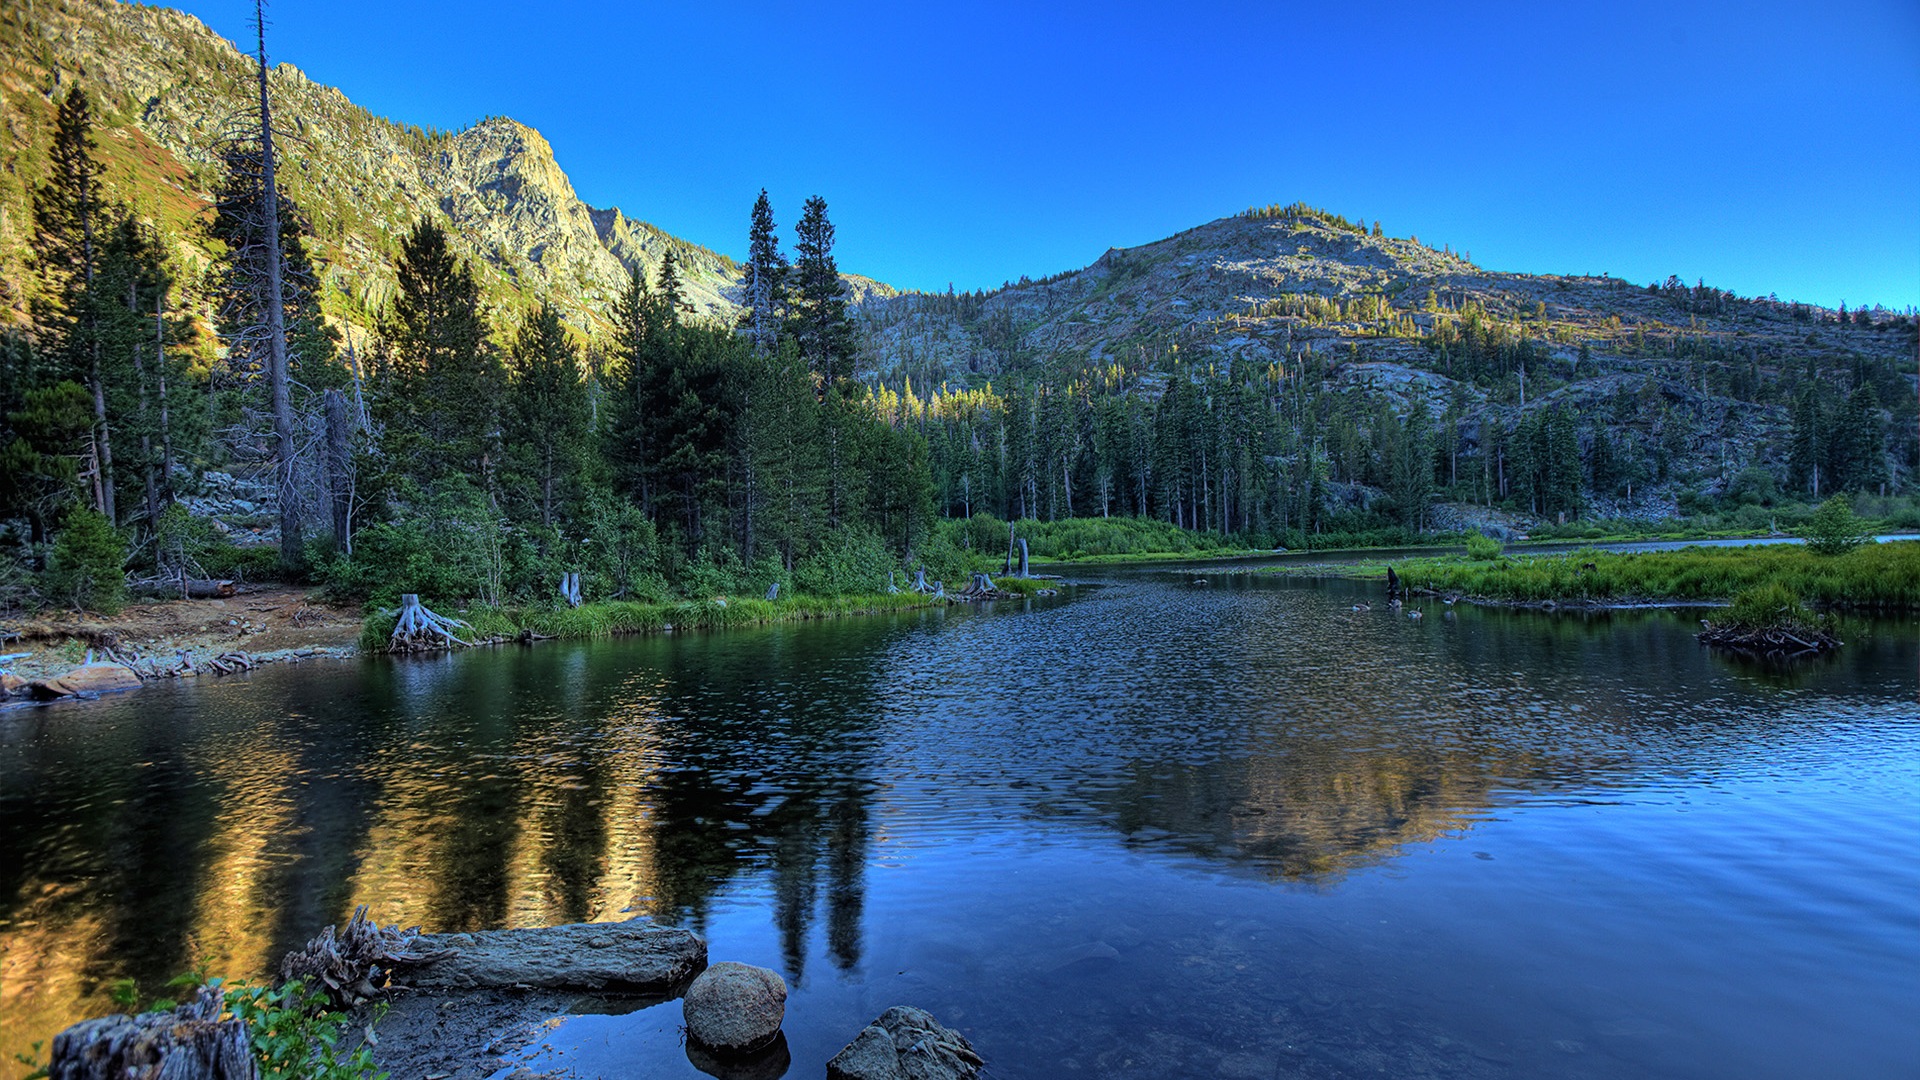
[389,918,706,992]
[681,961,786,1057]
[827,1006,983,1080]
[27,662,142,700]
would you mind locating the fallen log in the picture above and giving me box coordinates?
[128,576,236,599]
[387,918,707,993]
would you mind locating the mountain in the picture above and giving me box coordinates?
[855,207,1917,500]
[0,0,896,339]
[1,0,1911,506]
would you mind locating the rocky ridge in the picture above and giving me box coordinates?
[0,0,891,339]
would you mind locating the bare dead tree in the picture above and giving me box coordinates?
[251,0,299,568]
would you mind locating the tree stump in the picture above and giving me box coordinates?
[389,594,475,652]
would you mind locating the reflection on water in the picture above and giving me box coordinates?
[2,577,1916,1078]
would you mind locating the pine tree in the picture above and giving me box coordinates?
[791,195,854,388]
[373,219,502,492]
[504,303,590,528]
[1788,383,1828,497]
[30,86,118,522]
[604,268,666,510]
[739,190,788,356]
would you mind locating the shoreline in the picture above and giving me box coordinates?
[2,579,1061,703]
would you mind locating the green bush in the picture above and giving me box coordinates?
[44,506,126,613]
[794,525,895,596]
[1802,495,1870,556]
[1723,581,1818,633]
[224,979,385,1080]
[1464,530,1503,560]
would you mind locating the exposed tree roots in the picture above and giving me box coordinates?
[389,593,474,652]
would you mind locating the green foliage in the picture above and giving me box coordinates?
[1802,494,1870,556]
[1723,582,1819,634]
[224,979,385,1080]
[793,525,895,596]
[1341,541,1920,609]
[1464,530,1503,560]
[44,505,125,612]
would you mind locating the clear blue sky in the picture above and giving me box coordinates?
[177,0,1919,309]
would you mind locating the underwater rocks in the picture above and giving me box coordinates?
[828,1006,984,1080]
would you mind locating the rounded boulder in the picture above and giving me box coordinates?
[682,961,786,1057]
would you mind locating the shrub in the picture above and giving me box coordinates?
[1802,495,1870,556]
[1464,530,1503,560]
[794,526,895,596]
[1723,582,1819,634]
[44,506,126,613]
[224,979,386,1080]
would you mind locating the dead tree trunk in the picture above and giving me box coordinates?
[254,0,300,570]
[1005,521,1016,574]
[559,572,582,607]
[325,389,352,555]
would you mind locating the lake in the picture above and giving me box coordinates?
[2,572,1916,1078]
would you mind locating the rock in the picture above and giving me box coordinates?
[390,918,705,992]
[827,1006,983,1080]
[28,662,142,700]
[682,961,786,1057]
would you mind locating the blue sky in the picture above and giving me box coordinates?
[178,0,1919,309]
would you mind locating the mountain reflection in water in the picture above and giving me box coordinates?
[2,574,1915,1079]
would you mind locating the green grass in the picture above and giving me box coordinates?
[359,590,976,650]
[1275,541,1920,609]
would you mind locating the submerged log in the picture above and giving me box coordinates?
[1696,622,1842,656]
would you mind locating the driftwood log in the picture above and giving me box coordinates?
[49,987,256,1080]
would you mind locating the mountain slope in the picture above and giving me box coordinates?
[0,0,768,335]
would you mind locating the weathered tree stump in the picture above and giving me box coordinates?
[50,987,256,1080]
[389,594,474,652]
[558,572,583,608]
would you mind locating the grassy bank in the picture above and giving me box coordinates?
[1276,541,1920,609]
[358,580,1050,651]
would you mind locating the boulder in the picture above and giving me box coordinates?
[681,961,786,1057]
[28,662,142,700]
[390,918,705,992]
[827,1006,983,1080]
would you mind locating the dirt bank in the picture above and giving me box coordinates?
[1,587,362,682]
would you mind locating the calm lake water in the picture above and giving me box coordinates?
[3,573,1916,1079]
